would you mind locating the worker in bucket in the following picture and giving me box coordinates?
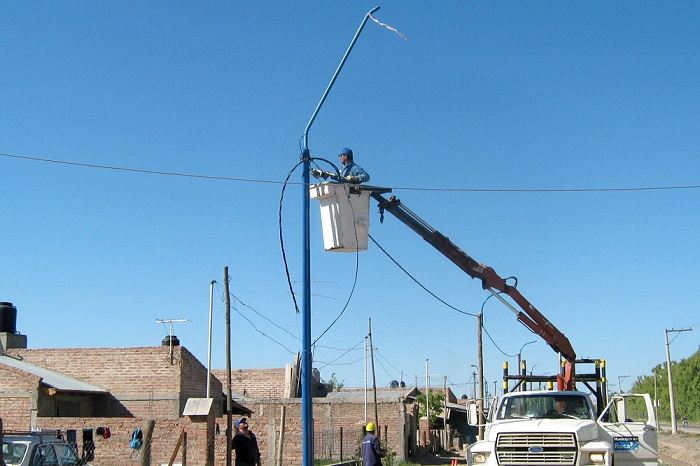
[361,421,386,466]
[311,147,370,184]
[338,147,370,183]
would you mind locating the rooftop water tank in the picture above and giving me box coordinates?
[0,302,17,334]
[162,335,180,346]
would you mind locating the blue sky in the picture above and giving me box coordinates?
[2,1,699,397]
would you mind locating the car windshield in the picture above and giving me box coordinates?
[497,394,593,420]
[2,442,28,466]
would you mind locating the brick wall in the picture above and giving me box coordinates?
[4,346,223,419]
[213,368,287,399]
[0,363,41,429]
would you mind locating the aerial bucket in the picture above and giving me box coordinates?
[310,182,371,252]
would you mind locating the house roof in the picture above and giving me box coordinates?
[0,354,108,394]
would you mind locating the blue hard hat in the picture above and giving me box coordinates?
[340,147,353,157]
[235,417,247,429]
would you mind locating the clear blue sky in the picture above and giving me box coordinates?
[2,1,699,397]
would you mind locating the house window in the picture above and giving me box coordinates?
[57,401,80,417]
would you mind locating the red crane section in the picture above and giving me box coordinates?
[370,192,576,388]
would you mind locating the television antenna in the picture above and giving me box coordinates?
[156,318,190,364]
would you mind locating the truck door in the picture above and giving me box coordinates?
[597,393,658,466]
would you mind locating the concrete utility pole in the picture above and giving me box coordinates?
[369,319,379,437]
[617,375,630,394]
[665,327,692,434]
[477,313,485,440]
[207,280,216,399]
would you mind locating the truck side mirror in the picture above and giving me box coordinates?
[467,401,479,426]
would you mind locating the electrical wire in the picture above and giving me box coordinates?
[4,152,700,193]
[231,293,300,340]
[278,158,305,314]
[368,234,477,317]
[231,300,298,355]
[315,338,365,370]
[277,154,362,346]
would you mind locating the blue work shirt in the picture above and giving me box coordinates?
[361,432,383,466]
[340,161,370,183]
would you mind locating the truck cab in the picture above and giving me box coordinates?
[466,390,657,466]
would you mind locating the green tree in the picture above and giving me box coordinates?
[323,372,344,390]
[630,346,700,423]
[416,389,445,427]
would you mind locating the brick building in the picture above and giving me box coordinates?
[0,302,442,465]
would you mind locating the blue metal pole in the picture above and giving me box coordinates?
[300,7,380,466]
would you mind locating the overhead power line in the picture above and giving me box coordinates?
[3,152,699,193]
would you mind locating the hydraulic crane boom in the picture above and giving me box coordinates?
[370,192,577,367]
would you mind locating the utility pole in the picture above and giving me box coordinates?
[425,359,430,435]
[443,376,448,448]
[224,267,232,466]
[477,313,485,440]
[364,335,368,424]
[207,280,216,399]
[369,319,379,437]
[665,327,692,434]
[617,375,630,394]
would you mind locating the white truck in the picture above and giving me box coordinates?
[466,390,658,466]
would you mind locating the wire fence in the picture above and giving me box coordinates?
[314,427,362,462]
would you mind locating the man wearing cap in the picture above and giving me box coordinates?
[338,147,370,184]
[232,417,261,466]
[361,421,386,466]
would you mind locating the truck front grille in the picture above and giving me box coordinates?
[495,433,577,465]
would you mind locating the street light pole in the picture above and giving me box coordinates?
[300,8,380,466]
[665,327,692,434]
[517,341,536,391]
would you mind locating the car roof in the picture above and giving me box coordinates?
[3,432,66,443]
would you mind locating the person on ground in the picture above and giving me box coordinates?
[232,417,261,466]
[361,421,386,466]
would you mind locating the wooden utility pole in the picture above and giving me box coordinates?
[369,318,379,438]
[443,376,448,448]
[225,267,233,466]
[140,420,156,466]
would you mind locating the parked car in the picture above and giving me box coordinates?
[1,431,89,466]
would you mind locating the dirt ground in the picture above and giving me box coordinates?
[409,431,700,465]
[658,431,700,466]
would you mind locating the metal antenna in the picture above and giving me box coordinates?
[156,318,190,364]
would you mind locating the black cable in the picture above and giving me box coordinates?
[278,158,305,314]
[5,152,700,193]
[231,300,297,355]
[232,293,300,340]
[315,338,365,369]
[368,234,478,317]
[277,153,362,345]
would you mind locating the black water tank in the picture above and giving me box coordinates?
[162,335,180,346]
[0,302,17,334]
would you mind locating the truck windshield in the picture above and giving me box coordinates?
[2,442,28,466]
[497,394,593,420]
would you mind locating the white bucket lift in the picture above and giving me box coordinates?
[310,183,386,252]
